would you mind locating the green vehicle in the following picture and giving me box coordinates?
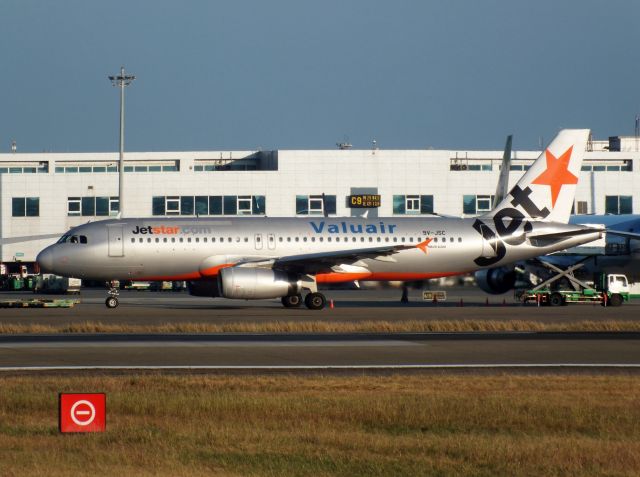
[519,273,630,307]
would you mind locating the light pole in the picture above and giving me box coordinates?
[108,66,135,218]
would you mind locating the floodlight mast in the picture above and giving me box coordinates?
[108,66,135,218]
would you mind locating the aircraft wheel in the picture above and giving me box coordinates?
[281,294,303,308]
[304,292,326,310]
[609,293,623,307]
[105,297,119,309]
[548,293,564,307]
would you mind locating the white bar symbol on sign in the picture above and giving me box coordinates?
[70,400,96,426]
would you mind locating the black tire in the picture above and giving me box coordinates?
[105,297,119,308]
[549,292,564,307]
[609,293,624,307]
[304,292,326,310]
[281,294,303,308]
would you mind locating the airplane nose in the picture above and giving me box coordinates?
[36,248,54,273]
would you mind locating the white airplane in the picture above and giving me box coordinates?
[38,129,610,309]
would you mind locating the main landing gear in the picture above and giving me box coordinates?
[281,292,327,310]
[105,281,119,308]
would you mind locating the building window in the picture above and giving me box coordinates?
[392,195,434,215]
[0,164,48,174]
[573,201,589,215]
[152,195,266,216]
[296,195,336,215]
[605,196,632,215]
[12,197,39,217]
[463,194,494,215]
[67,197,119,216]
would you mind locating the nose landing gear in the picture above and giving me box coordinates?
[105,281,119,308]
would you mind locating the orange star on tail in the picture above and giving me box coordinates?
[531,146,578,207]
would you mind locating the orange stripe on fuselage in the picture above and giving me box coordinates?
[137,264,233,282]
[138,266,463,284]
[316,271,463,283]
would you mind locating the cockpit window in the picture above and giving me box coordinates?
[58,234,88,244]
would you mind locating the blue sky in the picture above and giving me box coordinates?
[2,0,639,152]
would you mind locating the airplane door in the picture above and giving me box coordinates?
[108,225,124,257]
[254,233,263,250]
[267,233,276,250]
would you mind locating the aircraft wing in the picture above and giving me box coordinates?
[606,229,640,240]
[236,241,429,274]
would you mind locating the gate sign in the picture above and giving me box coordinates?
[59,393,106,433]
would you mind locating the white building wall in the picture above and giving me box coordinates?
[0,147,638,265]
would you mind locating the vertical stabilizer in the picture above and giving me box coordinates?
[484,129,590,223]
[492,134,513,209]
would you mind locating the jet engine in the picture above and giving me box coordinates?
[218,268,302,300]
[475,267,516,295]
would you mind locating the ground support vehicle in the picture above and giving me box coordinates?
[518,272,629,307]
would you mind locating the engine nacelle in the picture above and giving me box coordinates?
[218,268,301,300]
[475,267,516,295]
[187,279,221,297]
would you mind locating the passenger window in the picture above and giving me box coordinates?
[295,237,299,242]
[360,237,365,242]
[311,237,315,242]
[187,238,192,243]
[147,238,151,243]
[319,237,324,242]
[131,238,135,243]
[139,238,143,243]
[450,237,454,243]
[458,237,462,242]
[179,238,184,243]
[163,238,167,243]
[196,237,200,243]
[171,237,176,243]
[385,237,389,242]
[155,238,159,243]
[376,237,381,242]
[303,237,307,242]
[352,237,356,242]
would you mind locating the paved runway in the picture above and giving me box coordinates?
[1,332,639,370]
[1,288,639,326]
[1,288,638,372]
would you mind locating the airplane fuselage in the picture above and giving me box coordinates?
[37,216,602,283]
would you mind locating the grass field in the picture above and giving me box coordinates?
[2,319,640,334]
[1,373,639,476]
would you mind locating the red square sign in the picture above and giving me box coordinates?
[59,393,106,433]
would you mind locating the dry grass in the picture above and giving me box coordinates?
[1,319,640,334]
[0,373,639,476]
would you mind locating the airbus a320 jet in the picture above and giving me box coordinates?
[38,129,605,310]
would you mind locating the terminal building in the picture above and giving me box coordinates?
[1,134,639,273]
